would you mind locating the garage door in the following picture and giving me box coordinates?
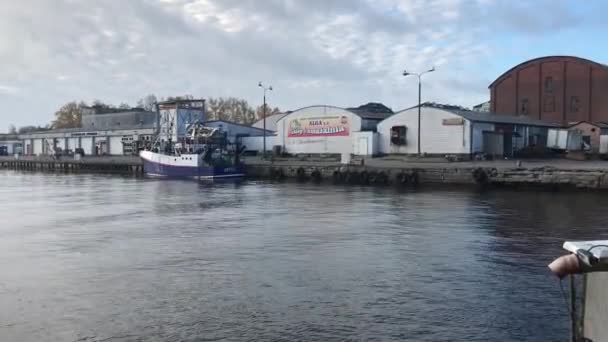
[67,138,79,151]
[109,137,124,155]
[81,137,94,156]
[33,139,43,155]
[56,138,66,151]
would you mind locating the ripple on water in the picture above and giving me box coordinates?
[2,171,604,341]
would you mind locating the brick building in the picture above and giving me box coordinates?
[489,56,608,124]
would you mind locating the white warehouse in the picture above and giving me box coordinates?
[378,103,561,157]
[20,127,155,156]
[243,103,393,156]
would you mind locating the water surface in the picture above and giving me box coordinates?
[1,171,605,341]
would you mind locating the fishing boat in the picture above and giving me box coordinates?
[140,99,244,179]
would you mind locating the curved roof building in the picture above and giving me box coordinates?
[489,56,608,124]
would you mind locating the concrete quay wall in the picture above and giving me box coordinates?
[0,156,143,176]
[245,161,608,190]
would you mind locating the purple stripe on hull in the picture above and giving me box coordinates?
[143,159,244,179]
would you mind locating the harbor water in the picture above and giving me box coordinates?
[2,171,607,341]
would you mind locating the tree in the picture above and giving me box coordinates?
[164,94,194,102]
[118,103,130,110]
[7,124,16,134]
[51,101,85,129]
[206,97,256,124]
[92,99,113,109]
[136,94,157,111]
[255,105,282,121]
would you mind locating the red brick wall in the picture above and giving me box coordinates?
[493,74,516,115]
[490,57,608,124]
[591,66,608,123]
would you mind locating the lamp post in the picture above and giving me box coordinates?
[258,82,273,158]
[403,67,435,156]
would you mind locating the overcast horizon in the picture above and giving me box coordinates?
[2,0,608,131]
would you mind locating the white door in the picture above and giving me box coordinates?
[358,137,368,156]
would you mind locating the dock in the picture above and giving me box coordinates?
[4,154,608,190]
[243,156,608,190]
[0,155,144,176]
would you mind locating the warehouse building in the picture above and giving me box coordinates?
[203,120,274,142]
[377,103,560,158]
[490,56,608,124]
[20,126,155,156]
[251,112,288,131]
[20,107,157,156]
[243,103,393,156]
[0,134,21,155]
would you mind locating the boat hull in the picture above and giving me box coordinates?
[140,151,244,179]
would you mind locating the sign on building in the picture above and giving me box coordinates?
[288,116,350,138]
[442,118,465,126]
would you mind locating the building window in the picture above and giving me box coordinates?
[543,96,556,112]
[544,77,554,94]
[391,126,407,145]
[570,96,580,113]
[520,98,529,116]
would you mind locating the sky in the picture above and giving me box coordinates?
[1,0,608,130]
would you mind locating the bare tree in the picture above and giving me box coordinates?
[18,125,49,134]
[118,103,131,109]
[206,97,256,124]
[7,124,16,134]
[255,105,282,121]
[136,94,157,111]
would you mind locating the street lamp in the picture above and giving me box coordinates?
[258,82,273,158]
[403,67,435,156]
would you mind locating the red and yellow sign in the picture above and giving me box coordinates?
[288,116,350,138]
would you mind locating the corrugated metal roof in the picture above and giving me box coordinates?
[203,120,274,133]
[347,102,394,120]
[411,103,563,127]
[450,109,562,127]
[20,125,155,136]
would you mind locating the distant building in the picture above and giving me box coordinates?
[202,120,273,142]
[243,103,393,156]
[252,112,289,132]
[472,101,491,112]
[0,134,21,155]
[346,102,394,131]
[81,109,157,131]
[20,107,160,156]
[489,56,608,124]
[377,102,560,158]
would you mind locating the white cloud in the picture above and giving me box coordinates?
[0,85,19,95]
[0,0,605,129]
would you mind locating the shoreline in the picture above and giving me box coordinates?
[3,155,608,190]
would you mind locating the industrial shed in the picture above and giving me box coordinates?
[0,134,21,155]
[251,113,287,132]
[377,103,560,158]
[243,104,391,156]
[202,120,273,142]
[20,127,155,156]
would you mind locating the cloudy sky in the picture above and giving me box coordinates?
[1,0,608,130]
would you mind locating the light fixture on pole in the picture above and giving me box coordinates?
[402,67,435,156]
[258,82,273,158]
